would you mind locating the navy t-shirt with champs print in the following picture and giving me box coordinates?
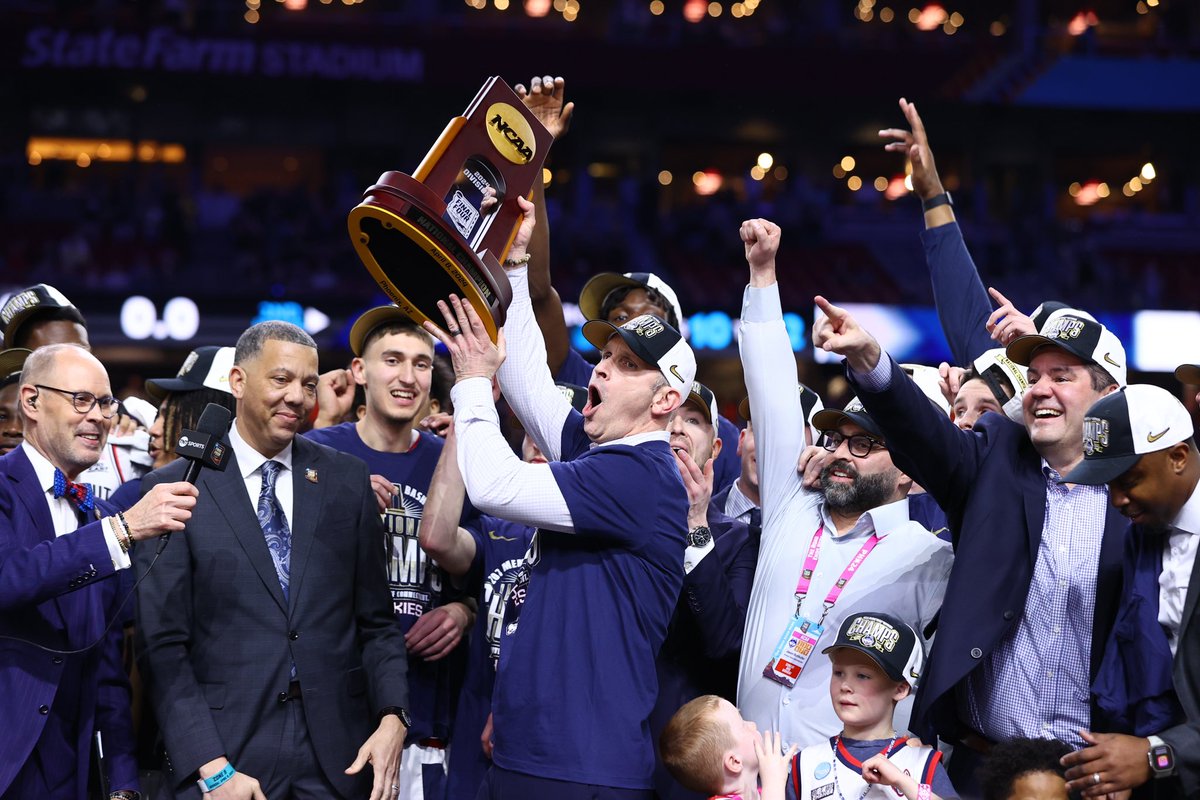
[304,422,466,744]
[489,409,689,790]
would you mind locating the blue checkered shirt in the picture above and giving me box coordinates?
[966,462,1108,747]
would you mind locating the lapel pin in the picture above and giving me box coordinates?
[305,468,319,484]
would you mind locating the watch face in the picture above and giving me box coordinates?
[688,527,711,547]
[1150,744,1174,772]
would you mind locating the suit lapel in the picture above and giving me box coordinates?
[285,439,325,613]
[6,450,70,633]
[206,452,289,615]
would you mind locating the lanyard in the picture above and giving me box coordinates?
[793,524,882,621]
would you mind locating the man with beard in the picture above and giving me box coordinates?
[735,217,953,750]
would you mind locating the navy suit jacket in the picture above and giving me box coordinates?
[0,446,137,796]
[1160,541,1200,796]
[650,508,759,800]
[851,359,1127,742]
[136,434,409,797]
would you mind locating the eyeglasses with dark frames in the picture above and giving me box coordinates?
[821,430,885,459]
[34,384,121,418]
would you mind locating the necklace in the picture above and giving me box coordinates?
[829,734,898,800]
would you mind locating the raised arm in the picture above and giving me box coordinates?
[417,418,478,577]
[881,97,992,366]
[737,218,809,537]
[516,75,575,375]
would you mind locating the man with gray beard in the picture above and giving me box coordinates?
[735,216,953,751]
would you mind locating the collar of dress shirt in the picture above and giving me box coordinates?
[22,440,63,495]
[228,418,294,479]
[1172,480,1200,536]
[592,429,670,449]
[726,480,758,519]
[826,495,910,539]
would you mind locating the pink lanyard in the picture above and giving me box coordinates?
[793,524,882,621]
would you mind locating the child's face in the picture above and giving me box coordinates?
[1008,771,1069,800]
[715,698,761,771]
[828,649,909,732]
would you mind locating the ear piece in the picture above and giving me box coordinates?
[27,398,36,408]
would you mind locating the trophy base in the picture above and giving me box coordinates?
[348,172,512,343]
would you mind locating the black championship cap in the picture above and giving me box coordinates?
[1063,384,1194,486]
[578,272,685,329]
[684,381,719,424]
[0,348,32,389]
[811,396,884,439]
[581,314,697,393]
[822,612,925,686]
[145,346,236,402]
[1006,307,1126,386]
[1,284,85,346]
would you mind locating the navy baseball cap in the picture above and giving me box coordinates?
[822,612,925,687]
[579,272,684,330]
[581,314,696,394]
[1063,385,1194,486]
[811,396,884,439]
[0,348,31,389]
[1006,307,1126,387]
[685,381,719,424]
[145,346,235,402]
[1,284,86,346]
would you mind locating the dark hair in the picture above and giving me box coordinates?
[10,307,88,349]
[979,737,1074,800]
[1084,363,1118,393]
[159,388,239,463]
[234,321,316,365]
[430,354,455,414]
[361,318,434,358]
[600,285,679,329]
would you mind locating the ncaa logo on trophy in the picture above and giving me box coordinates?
[348,77,553,342]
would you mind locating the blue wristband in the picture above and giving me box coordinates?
[197,763,235,793]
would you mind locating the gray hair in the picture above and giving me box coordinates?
[234,321,317,365]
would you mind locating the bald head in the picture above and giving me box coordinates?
[20,344,113,478]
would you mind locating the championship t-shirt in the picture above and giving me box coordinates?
[305,422,464,743]
[445,515,535,800]
[489,410,689,789]
[556,346,742,494]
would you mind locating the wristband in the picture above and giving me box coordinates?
[917,784,933,800]
[197,763,236,793]
[503,253,532,267]
[922,192,953,212]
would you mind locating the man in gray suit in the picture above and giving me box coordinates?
[137,321,410,800]
[1059,384,1200,799]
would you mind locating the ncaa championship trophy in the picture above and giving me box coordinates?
[348,77,553,342]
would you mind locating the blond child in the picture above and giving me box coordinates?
[660,695,798,800]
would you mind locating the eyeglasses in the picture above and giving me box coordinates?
[821,431,885,459]
[34,384,121,418]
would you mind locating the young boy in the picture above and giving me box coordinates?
[788,612,957,800]
[660,695,796,800]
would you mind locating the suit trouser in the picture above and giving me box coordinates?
[475,764,655,800]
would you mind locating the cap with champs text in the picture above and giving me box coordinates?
[1006,307,1126,387]
[581,314,696,394]
[822,612,925,687]
[144,346,236,402]
[1063,384,1194,486]
[578,272,685,330]
[1,284,86,346]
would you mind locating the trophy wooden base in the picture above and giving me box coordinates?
[349,171,512,343]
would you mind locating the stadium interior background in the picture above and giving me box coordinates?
[5,0,1199,423]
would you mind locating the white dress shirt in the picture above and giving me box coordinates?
[1161,485,1200,655]
[723,479,759,523]
[736,282,953,750]
[22,441,130,570]
[228,421,294,528]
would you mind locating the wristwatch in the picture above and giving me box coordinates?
[687,526,712,548]
[922,191,953,212]
[380,706,413,728]
[1147,735,1176,777]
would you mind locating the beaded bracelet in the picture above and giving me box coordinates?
[503,253,532,266]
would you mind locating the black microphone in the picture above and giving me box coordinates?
[175,403,233,484]
[157,403,232,555]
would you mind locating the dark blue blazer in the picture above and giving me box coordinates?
[650,508,759,800]
[851,359,1127,743]
[136,435,409,797]
[0,446,137,796]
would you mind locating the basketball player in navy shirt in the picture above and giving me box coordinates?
[423,195,695,800]
[306,308,473,800]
